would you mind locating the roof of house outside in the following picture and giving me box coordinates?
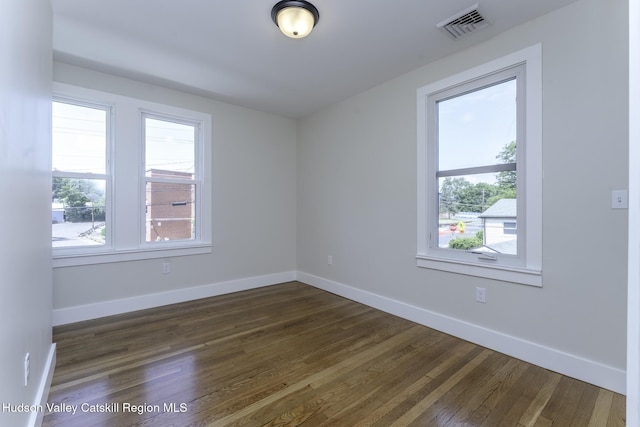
[478,198,517,219]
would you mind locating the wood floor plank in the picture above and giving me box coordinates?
[518,370,562,427]
[330,336,467,426]
[546,378,587,426]
[207,325,426,427]
[42,281,626,427]
[589,389,615,427]
[570,383,602,427]
[473,363,541,427]
[443,355,524,426]
[608,392,627,427]
[389,348,493,426]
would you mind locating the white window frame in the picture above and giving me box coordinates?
[51,97,114,252]
[53,83,212,267]
[417,45,542,286]
[140,112,203,247]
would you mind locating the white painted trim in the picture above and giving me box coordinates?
[416,256,542,287]
[53,244,212,268]
[52,82,213,265]
[28,344,56,427]
[297,272,625,394]
[52,272,296,326]
[628,0,640,423]
[416,44,543,283]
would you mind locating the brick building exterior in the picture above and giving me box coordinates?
[146,169,194,241]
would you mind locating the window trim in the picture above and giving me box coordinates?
[52,83,212,267]
[416,45,542,286]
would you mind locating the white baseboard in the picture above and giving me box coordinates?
[297,272,626,395]
[52,271,297,326]
[28,343,56,427]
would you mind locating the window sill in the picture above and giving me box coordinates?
[416,255,542,287]
[53,244,212,268]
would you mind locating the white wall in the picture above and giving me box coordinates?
[52,63,298,317]
[0,0,54,426]
[298,0,628,391]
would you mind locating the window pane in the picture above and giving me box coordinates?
[438,173,517,255]
[52,178,107,247]
[145,118,195,178]
[437,79,516,171]
[52,102,107,174]
[145,181,195,242]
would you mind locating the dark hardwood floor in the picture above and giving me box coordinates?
[43,281,625,426]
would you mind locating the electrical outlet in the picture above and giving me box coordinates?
[24,353,30,387]
[328,255,333,265]
[475,287,486,304]
[162,261,170,274]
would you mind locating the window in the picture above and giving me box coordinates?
[503,221,517,235]
[52,101,111,248]
[52,84,212,267]
[143,115,198,243]
[417,45,542,286]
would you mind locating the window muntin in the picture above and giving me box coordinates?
[52,100,110,249]
[417,45,542,286]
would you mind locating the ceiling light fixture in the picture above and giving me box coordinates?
[271,0,319,39]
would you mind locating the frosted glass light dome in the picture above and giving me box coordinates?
[271,1,319,39]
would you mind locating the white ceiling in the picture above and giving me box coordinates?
[51,0,578,119]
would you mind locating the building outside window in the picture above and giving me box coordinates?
[145,169,195,242]
[478,199,517,253]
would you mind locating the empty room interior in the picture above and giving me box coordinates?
[2,0,640,426]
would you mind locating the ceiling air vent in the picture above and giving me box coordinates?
[437,4,489,40]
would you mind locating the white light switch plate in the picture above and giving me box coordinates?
[612,190,628,209]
